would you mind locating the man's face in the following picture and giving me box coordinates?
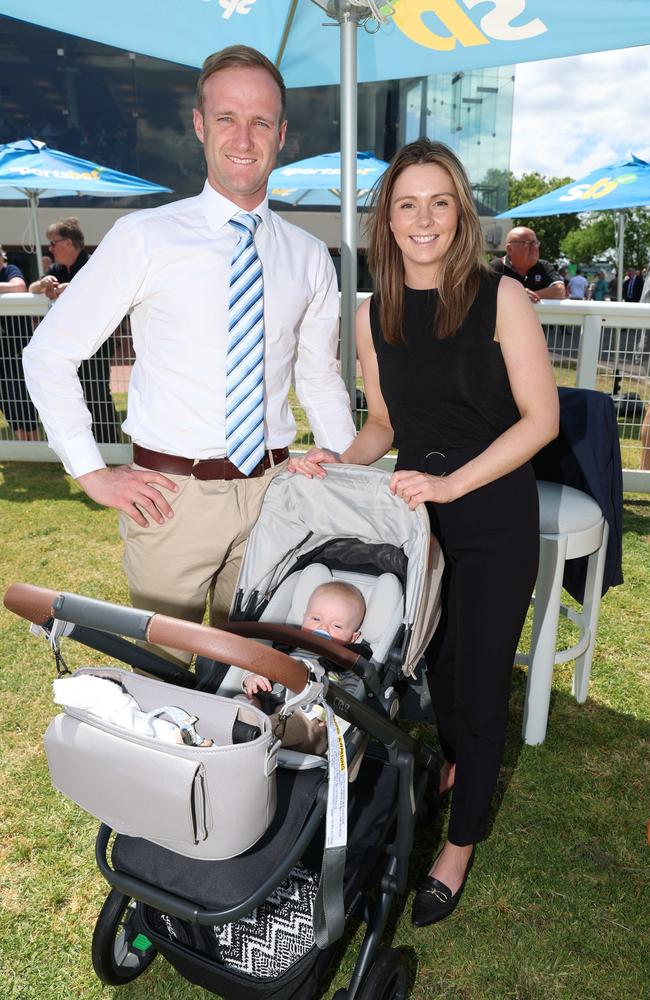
[47,233,77,267]
[506,228,540,275]
[193,65,286,211]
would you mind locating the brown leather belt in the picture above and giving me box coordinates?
[132,443,289,480]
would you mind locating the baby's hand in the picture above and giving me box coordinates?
[244,674,272,697]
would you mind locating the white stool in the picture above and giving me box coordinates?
[517,480,609,745]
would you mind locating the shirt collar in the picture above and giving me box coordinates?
[504,254,536,277]
[198,180,275,236]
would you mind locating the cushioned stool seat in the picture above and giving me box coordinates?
[517,480,609,745]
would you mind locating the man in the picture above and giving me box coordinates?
[24,45,355,649]
[29,217,88,301]
[490,227,566,302]
[28,217,119,444]
[567,268,589,300]
[0,245,40,441]
[623,267,643,303]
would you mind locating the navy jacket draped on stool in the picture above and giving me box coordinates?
[532,387,624,603]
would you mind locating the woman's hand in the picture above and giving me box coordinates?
[389,469,460,509]
[288,448,341,479]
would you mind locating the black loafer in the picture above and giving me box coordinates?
[411,847,475,927]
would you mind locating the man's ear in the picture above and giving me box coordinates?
[193,107,205,144]
[351,629,361,643]
[278,118,288,153]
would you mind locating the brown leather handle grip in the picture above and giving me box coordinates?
[3,583,309,693]
[221,622,361,670]
[4,582,60,624]
[147,616,308,692]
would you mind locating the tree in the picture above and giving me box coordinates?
[507,172,579,262]
[618,207,650,269]
[560,208,650,270]
[560,214,615,264]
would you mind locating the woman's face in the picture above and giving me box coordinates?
[388,162,459,287]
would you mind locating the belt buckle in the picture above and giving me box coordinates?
[424,450,448,477]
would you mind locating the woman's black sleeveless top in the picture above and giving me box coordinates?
[369,269,520,451]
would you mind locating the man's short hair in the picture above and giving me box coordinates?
[196,44,286,120]
[46,217,84,250]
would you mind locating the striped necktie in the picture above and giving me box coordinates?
[226,211,265,476]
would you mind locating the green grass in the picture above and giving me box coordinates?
[0,465,648,1000]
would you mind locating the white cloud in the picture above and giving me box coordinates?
[510,46,650,179]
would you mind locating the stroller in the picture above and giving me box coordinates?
[5,465,445,1000]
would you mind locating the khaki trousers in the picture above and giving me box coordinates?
[119,459,287,664]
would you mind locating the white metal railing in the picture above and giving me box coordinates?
[1,294,649,492]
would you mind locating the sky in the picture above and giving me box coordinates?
[509,45,650,181]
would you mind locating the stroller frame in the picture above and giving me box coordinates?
[5,582,440,1000]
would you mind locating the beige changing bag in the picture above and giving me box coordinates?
[44,667,279,860]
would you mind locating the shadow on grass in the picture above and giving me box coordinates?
[623,496,650,537]
[0,461,98,511]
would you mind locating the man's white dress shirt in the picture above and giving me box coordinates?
[23,182,355,477]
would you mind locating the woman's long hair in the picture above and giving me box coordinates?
[368,138,487,343]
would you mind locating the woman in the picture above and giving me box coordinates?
[290,138,558,926]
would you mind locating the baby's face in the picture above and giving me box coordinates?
[302,594,362,644]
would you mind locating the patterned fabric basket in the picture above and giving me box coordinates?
[150,864,319,979]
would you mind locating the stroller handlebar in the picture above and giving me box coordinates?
[3,583,309,693]
[221,622,361,670]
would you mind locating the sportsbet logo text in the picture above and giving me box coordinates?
[558,174,638,203]
[392,0,547,50]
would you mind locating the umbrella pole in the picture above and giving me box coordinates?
[27,190,44,278]
[339,5,360,414]
[611,210,627,388]
[339,4,359,415]
[616,211,625,302]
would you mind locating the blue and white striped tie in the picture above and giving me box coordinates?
[226,211,265,476]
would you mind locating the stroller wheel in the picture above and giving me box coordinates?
[91,889,157,985]
[356,947,408,1000]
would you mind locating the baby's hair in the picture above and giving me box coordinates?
[308,581,366,628]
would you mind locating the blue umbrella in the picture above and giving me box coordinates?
[495,155,650,218]
[268,151,388,206]
[496,155,650,298]
[0,138,171,275]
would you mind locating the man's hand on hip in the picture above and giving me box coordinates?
[76,465,179,526]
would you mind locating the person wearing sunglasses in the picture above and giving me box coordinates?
[490,227,566,303]
[29,218,87,301]
[28,217,119,443]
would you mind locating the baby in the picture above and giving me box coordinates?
[242,581,366,755]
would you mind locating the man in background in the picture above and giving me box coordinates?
[29,217,118,444]
[567,269,589,300]
[490,227,566,302]
[0,244,40,440]
[623,267,643,303]
[29,217,89,301]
